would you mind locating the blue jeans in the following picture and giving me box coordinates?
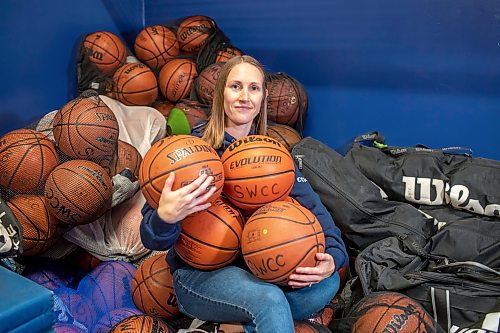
[173,265,340,333]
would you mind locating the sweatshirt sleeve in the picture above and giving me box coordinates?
[140,201,181,251]
[290,165,348,270]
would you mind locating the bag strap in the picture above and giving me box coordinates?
[382,145,473,157]
[431,287,451,333]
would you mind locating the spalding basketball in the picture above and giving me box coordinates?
[194,62,223,105]
[113,63,158,106]
[158,58,198,103]
[44,160,112,225]
[110,314,174,333]
[351,292,437,333]
[176,15,215,54]
[83,31,127,75]
[138,135,224,209]
[6,194,59,256]
[52,95,119,175]
[131,253,179,319]
[242,201,325,285]
[114,140,142,177]
[266,123,302,151]
[134,25,180,71]
[174,197,244,269]
[221,135,295,211]
[266,74,301,126]
[0,129,59,193]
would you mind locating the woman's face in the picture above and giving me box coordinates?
[223,62,264,129]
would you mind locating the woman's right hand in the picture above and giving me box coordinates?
[157,172,217,224]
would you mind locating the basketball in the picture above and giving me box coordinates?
[83,31,127,75]
[131,253,180,319]
[152,100,175,118]
[194,62,223,105]
[52,95,119,175]
[266,74,301,126]
[138,135,224,209]
[221,135,296,211]
[174,197,244,270]
[110,315,174,333]
[113,63,158,106]
[94,307,142,333]
[114,140,143,177]
[351,292,437,333]
[158,58,198,103]
[175,100,208,128]
[134,25,180,71]
[0,129,59,193]
[242,201,325,285]
[6,194,59,256]
[72,248,102,273]
[44,159,112,225]
[176,15,215,54]
[266,123,302,151]
[216,47,242,63]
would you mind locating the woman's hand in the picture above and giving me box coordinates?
[287,252,336,289]
[157,172,217,224]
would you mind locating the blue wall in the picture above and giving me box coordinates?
[1,0,499,159]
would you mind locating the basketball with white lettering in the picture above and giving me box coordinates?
[113,62,158,106]
[158,58,198,103]
[176,15,215,54]
[131,253,180,320]
[138,135,224,209]
[134,25,180,71]
[83,31,127,75]
[351,292,437,333]
[174,197,244,270]
[242,201,324,285]
[221,135,295,211]
[109,314,174,333]
[44,159,112,225]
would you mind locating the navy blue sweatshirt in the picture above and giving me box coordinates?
[140,127,348,273]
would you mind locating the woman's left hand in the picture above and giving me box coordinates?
[287,252,336,289]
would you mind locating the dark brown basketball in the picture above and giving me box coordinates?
[6,194,59,256]
[351,292,437,333]
[174,197,244,270]
[266,124,302,151]
[194,62,223,105]
[52,95,119,175]
[152,100,175,118]
[175,100,208,128]
[176,15,215,54]
[83,31,127,75]
[158,58,198,103]
[134,25,180,71]
[114,140,142,177]
[0,129,59,193]
[109,314,174,333]
[44,159,112,225]
[131,253,180,320]
[242,201,325,285]
[113,63,158,106]
[267,75,301,126]
[138,135,224,209]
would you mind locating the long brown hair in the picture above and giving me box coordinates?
[202,55,267,148]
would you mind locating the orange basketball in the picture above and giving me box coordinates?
[194,62,223,105]
[242,201,325,285]
[131,253,180,319]
[114,140,142,177]
[109,314,174,333]
[113,63,158,106]
[267,75,301,126]
[83,31,127,75]
[158,58,198,103]
[6,194,59,256]
[216,47,242,63]
[52,95,119,175]
[44,159,112,225]
[351,292,437,333]
[134,25,180,71]
[266,124,302,151]
[176,15,215,54]
[0,129,59,193]
[138,135,224,209]
[221,135,296,211]
[174,197,244,270]
[175,100,208,128]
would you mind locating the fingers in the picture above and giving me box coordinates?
[162,171,175,192]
